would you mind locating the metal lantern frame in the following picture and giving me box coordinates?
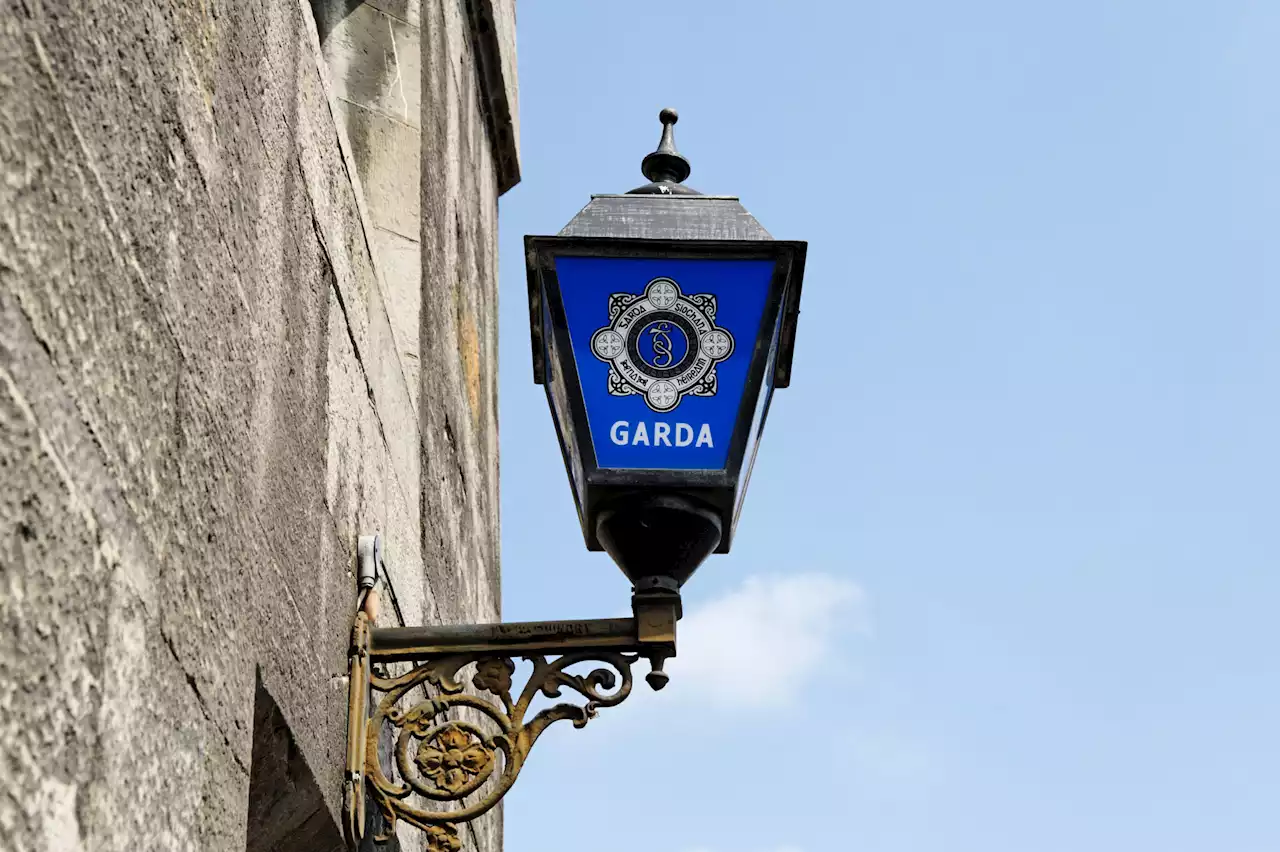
[524,236,807,552]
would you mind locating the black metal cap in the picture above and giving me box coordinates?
[629,108,700,195]
[595,493,722,588]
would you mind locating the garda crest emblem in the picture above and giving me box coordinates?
[590,277,735,412]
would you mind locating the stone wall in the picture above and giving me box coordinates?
[0,1,516,850]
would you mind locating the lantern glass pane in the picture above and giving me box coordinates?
[733,305,785,531]
[554,256,775,472]
[542,290,586,507]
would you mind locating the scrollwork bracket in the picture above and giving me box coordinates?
[343,591,679,851]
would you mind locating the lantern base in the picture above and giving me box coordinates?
[595,493,722,590]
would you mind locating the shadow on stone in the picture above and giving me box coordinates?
[245,671,346,852]
[310,0,367,43]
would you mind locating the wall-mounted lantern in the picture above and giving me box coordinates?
[344,109,807,852]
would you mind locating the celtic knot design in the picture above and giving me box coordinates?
[608,292,632,321]
[647,380,677,409]
[690,372,717,397]
[687,292,717,321]
[607,369,631,396]
[702,329,732,359]
[590,277,735,412]
[647,279,678,308]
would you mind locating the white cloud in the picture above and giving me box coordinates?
[662,573,868,710]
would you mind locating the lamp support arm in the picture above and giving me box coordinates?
[368,616,641,660]
[343,587,680,851]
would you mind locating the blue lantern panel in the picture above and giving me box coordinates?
[555,256,775,471]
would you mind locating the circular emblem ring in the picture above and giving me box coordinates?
[626,311,699,380]
[590,276,735,413]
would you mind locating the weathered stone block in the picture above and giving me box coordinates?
[321,2,422,128]
[335,98,422,241]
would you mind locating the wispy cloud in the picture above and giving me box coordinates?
[662,572,869,710]
[539,572,868,757]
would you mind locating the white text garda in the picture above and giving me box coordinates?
[610,421,713,448]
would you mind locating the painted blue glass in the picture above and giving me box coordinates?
[555,256,775,471]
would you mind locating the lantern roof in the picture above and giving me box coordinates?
[557,195,775,242]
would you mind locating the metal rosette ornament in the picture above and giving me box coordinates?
[589,277,735,412]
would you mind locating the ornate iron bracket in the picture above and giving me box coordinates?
[343,584,679,851]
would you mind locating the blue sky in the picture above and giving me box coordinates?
[494,3,1280,851]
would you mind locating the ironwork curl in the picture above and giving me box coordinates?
[362,646,638,843]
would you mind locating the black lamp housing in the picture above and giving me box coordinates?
[524,110,807,588]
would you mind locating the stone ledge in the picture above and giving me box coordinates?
[463,0,521,194]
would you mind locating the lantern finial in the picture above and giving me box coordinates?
[631,108,698,194]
